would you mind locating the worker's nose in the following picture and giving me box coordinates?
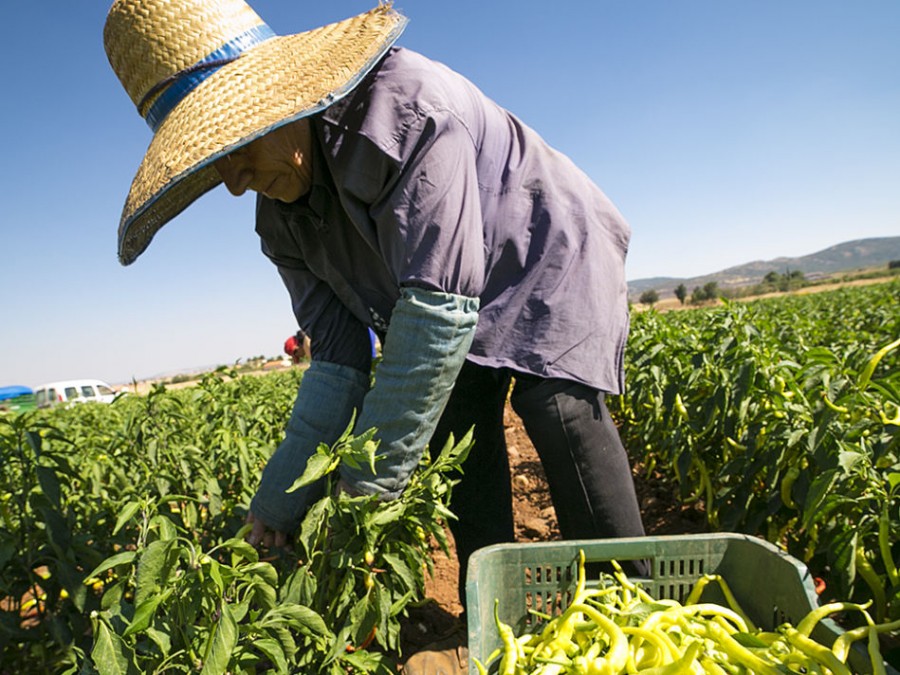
[213,153,253,196]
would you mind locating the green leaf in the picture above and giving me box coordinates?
[837,448,865,474]
[342,648,393,674]
[86,551,137,581]
[208,558,224,594]
[388,589,413,618]
[431,501,458,522]
[254,637,288,673]
[201,603,238,675]
[280,566,316,606]
[427,428,474,476]
[113,501,142,536]
[786,429,805,449]
[219,537,259,563]
[205,475,223,516]
[887,472,900,491]
[183,501,198,530]
[35,466,61,507]
[252,582,277,611]
[365,438,379,475]
[145,626,172,658]
[298,497,330,559]
[263,604,330,637]
[801,470,838,529]
[154,513,179,540]
[100,578,127,611]
[381,552,417,593]
[269,624,300,662]
[25,430,42,459]
[832,528,859,589]
[134,539,176,606]
[349,593,380,648]
[368,501,405,528]
[38,505,72,554]
[287,452,332,492]
[91,620,135,675]
[123,590,168,637]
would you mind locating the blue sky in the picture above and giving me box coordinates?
[1,1,898,388]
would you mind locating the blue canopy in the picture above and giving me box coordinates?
[0,385,33,401]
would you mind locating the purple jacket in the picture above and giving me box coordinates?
[256,47,631,393]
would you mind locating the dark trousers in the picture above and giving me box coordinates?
[429,361,647,600]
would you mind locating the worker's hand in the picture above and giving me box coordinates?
[245,511,287,549]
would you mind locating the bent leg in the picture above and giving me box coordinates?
[429,361,514,598]
[510,375,646,545]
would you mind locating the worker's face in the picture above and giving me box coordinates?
[214,119,313,203]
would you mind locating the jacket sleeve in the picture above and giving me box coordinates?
[250,360,369,533]
[340,286,478,497]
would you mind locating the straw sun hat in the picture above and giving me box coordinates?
[104,0,407,265]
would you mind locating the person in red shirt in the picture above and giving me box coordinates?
[283,331,311,364]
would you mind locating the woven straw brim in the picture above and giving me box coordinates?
[117,7,406,265]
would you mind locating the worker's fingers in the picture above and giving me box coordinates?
[245,511,288,550]
[246,513,268,547]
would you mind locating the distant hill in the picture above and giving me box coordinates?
[627,236,900,300]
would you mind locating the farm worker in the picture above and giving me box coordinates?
[283,330,311,364]
[104,0,647,607]
[285,327,375,365]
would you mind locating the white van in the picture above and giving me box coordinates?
[34,380,120,408]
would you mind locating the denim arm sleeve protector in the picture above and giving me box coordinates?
[249,360,369,533]
[340,287,479,498]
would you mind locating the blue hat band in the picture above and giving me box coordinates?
[142,23,276,132]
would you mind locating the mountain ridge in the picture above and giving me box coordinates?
[627,236,900,299]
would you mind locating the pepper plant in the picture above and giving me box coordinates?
[82,422,471,674]
[3,367,468,673]
[613,280,900,625]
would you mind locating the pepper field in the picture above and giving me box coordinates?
[611,280,900,630]
[0,279,897,673]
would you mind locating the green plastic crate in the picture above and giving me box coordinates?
[465,533,897,674]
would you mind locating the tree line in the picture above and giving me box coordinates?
[637,262,900,308]
[638,270,803,307]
